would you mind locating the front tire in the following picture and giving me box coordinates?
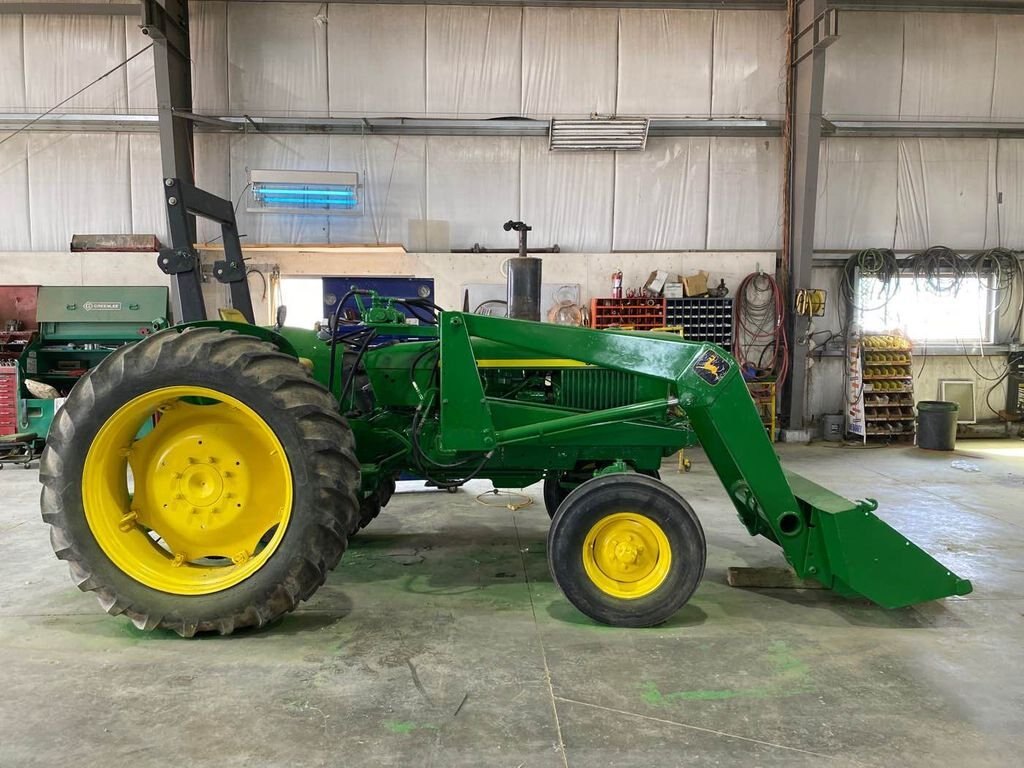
[355,475,396,532]
[547,474,705,627]
[40,327,360,636]
[543,465,660,519]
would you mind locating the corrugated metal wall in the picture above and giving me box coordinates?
[0,4,1022,253]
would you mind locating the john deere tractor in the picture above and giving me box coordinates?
[39,286,971,636]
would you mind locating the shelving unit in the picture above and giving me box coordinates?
[746,379,777,441]
[0,331,33,365]
[0,362,20,436]
[664,297,733,346]
[590,297,666,331]
[846,331,916,442]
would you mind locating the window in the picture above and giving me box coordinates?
[857,275,996,344]
[278,278,325,330]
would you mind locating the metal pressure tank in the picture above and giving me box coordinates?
[503,220,542,321]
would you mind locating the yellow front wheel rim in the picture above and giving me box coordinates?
[582,512,672,599]
[83,386,293,596]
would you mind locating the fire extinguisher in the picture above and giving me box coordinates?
[611,270,623,299]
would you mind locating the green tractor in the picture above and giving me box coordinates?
[40,290,971,636]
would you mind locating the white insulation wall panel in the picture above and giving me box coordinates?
[823,13,904,120]
[426,6,522,117]
[711,11,786,119]
[125,18,155,113]
[521,8,617,118]
[815,139,899,250]
[23,15,128,113]
[327,135,427,245]
[194,134,231,244]
[900,14,997,120]
[521,137,614,252]
[128,134,169,243]
[329,4,426,116]
[229,134,332,244]
[425,137,520,249]
[996,140,1024,248]
[707,138,783,250]
[612,138,710,251]
[992,17,1024,120]
[895,138,997,250]
[27,133,132,251]
[192,1,230,115]
[227,2,328,116]
[0,134,31,250]
[616,10,713,118]
[0,17,26,112]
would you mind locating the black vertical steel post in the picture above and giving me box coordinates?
[141,0,206,322]
[783,0,835,431]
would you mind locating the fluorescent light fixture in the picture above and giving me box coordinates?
[247,169,361,215]
[549,117,650,152]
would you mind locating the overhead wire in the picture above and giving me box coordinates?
[0,44,153,149]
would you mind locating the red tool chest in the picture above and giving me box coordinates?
[0,364,19,435]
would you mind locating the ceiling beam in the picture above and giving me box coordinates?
[832,0,1024,12]
[208,0,1024,13]
[0,113,783,137]
[214,1,789,8]
[1,1,1021,17]
[826,119,1024,138]
[0,3,139,14]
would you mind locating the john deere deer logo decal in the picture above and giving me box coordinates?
[693,349,730,386]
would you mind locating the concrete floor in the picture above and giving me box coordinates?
[2,439,1023,767]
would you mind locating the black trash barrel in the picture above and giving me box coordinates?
[917,401,958,450]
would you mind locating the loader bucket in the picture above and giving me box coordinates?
[786,471,973,608]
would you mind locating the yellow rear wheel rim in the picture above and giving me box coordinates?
[83,386,293,596]
[582,512,672,599]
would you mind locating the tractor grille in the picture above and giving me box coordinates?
[556,368,639,411]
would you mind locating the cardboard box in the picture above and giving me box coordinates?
[682,270,709,297]
[663,282,685,298]
[643,270,669,296]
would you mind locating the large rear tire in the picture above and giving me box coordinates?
[40,327,360,636]
[547,473,705,627]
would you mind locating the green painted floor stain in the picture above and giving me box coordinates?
[383,720,439,735]
[642,680,773,703]
[642,640,814,706]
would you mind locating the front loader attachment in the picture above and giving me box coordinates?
[786,472,972,607]
[434,313,972,609]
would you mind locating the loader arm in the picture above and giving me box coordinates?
[437,312,972,609]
